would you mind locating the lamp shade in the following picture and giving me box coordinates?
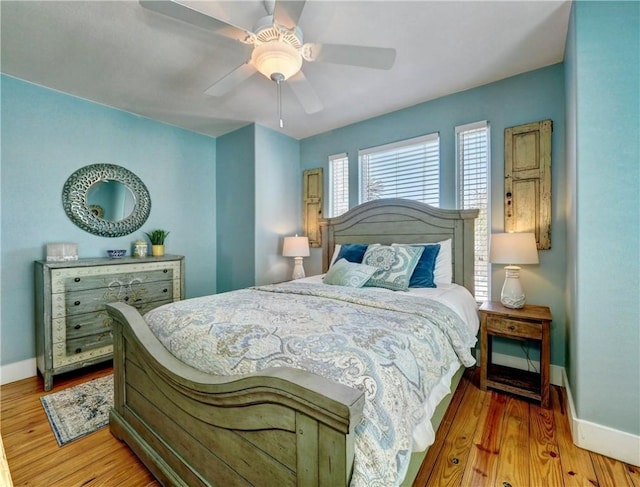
[489,233,539,265]
[283,236,310,257]
[251,41,303,80]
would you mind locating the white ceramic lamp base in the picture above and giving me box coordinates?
[291,256,306,280]
[500,265,526,309]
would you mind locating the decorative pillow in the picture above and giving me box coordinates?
[362,245,424,291]
[394,243,441,288]
[334,243,369,264]
[323,259,378,287]
[393,239,452,286]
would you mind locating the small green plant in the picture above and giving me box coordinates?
[145,229,170,245]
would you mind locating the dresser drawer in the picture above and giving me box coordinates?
[66,331,113,356]
[64,298,173,342]
[486,316,542,339]
[63,280,173,316]
[63,267,175,292]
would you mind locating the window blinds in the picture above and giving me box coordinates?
[359,133,440,207]
[456,121,490,302]
[329,153,349,217]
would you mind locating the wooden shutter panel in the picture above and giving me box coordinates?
[303,168,323,248]
[504,119,552,249]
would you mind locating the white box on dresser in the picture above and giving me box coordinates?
[35,254,184,391]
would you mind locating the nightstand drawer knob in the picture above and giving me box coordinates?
[74,300,81,306]
[508,325,516,331]
[74,277,81,283]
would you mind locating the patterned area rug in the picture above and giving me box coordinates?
[40,374,113,446]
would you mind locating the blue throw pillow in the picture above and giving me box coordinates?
[335,243,369,264]
[406,243,441,288]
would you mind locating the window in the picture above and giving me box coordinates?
[328,153,349,217]
[358,133,440,206]
[456,121,490,302]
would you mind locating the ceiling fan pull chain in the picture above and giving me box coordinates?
[271,72,285,128]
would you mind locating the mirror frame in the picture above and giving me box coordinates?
[62,163,151,237]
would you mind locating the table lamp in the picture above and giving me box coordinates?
[283,235,310,280]
[489,232,539,309]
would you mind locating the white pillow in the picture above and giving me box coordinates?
[329,244,342,268]
[393,239,452,286]
[434,239,452,285]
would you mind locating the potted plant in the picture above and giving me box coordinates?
[145,229,170,257]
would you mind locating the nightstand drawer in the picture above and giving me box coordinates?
[486,316,542,339]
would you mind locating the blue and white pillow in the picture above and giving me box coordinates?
[362,245,424,291]
[323,259,378,287]
[393,243,441,288]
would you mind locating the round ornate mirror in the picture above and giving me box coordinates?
[62,164,151,237]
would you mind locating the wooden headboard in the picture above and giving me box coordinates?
[319,198,479,295]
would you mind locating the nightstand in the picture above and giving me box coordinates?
[479,301,552,408]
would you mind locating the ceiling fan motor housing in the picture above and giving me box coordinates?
[251,15,304,80]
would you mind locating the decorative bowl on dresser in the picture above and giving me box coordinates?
[35,254,184,391]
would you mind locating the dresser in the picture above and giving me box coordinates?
[35,255,184,391]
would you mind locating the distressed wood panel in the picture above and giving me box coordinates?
[303,168,323,247]
[504,119,552,249]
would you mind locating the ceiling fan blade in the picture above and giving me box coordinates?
[304,43,396,70]
[273,0,306,30]
[205,63,257,97]
[288,71,323,114]
[139,1,255,43]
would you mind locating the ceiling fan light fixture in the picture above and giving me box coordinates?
[251,41,302,81]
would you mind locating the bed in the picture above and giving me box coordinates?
[106,198,479,487]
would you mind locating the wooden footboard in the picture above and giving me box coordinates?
[106,302,365,487]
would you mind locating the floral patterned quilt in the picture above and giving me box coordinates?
[144,282,477,487]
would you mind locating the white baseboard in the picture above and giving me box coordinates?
[0,358,37,385]
[477,350,640,467]
[562,369,640,467]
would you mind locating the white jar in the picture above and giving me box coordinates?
[133,240,148,258]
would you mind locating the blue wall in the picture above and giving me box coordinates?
[216,123,301,290]
[216,124,256,293]
[301,64,567,367]
[0,75,217,366]
[565,1,639,436]
[254,125,302,285]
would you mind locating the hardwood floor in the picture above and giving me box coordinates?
[1,364,637,486]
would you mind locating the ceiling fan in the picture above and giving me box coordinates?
[139,0,396,127]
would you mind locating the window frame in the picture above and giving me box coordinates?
[358,133,440,207]
[328,152,349,218]
[455,120,491,302]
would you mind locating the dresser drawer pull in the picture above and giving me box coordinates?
[508,325,516,331]
[163,269,168,273]
[74,277,81,283]
[74,300,81,306]
[74,324,81,330]
[163,288,168,293]
[75,348,82,354]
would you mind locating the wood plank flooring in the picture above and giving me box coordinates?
[1,364,637,486]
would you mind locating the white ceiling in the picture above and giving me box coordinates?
[1,1,572,140]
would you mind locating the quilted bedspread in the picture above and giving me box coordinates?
[144,282,476,487]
